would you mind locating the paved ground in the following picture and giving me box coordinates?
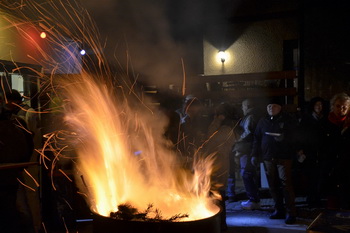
[225,197,316,233]
[222,176,321,233]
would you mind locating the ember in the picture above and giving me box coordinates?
[0,0,220,226]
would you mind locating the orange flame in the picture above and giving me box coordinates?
[0,0,219,221]
[59,73,219,220]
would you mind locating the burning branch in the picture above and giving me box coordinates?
[110,204,189,222]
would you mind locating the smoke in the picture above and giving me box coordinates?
[81,0,192,90]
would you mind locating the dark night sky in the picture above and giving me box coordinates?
[79,0,300,86]
[79,0,350,93]
[79,0,238,88]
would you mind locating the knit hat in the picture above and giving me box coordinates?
[267,96,284,106]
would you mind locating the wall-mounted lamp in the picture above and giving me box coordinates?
[218,50,227,63]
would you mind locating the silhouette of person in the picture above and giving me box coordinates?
[233,98,262,210]
[0,96,34,233]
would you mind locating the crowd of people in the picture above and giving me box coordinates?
[162,92,350,229]
[1,88,350,232]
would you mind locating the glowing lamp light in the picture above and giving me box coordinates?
[218,51,227,63]
[40,32,47,39]
[80,49,86,55]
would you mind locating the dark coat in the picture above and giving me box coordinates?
[298,112,328,163]
[233,107,261,156]
[0,115,33,186]
[251,112,298,161]
[324,117,350,185]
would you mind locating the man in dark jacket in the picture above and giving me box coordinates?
[233,98,262,210]
[251,97,298,224]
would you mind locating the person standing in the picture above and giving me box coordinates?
[251,97,298,224]
[233,98,262,210]
[297,97,329,207]
[176,95,208,168]
[0,96,34,233]
[323,92,350,209]
[4,89,37,233]
[204,102,237,231]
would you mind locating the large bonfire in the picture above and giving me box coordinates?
[0,0,219,221]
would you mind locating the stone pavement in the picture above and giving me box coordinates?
[223,176,323,233]
[224,196,317,233]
